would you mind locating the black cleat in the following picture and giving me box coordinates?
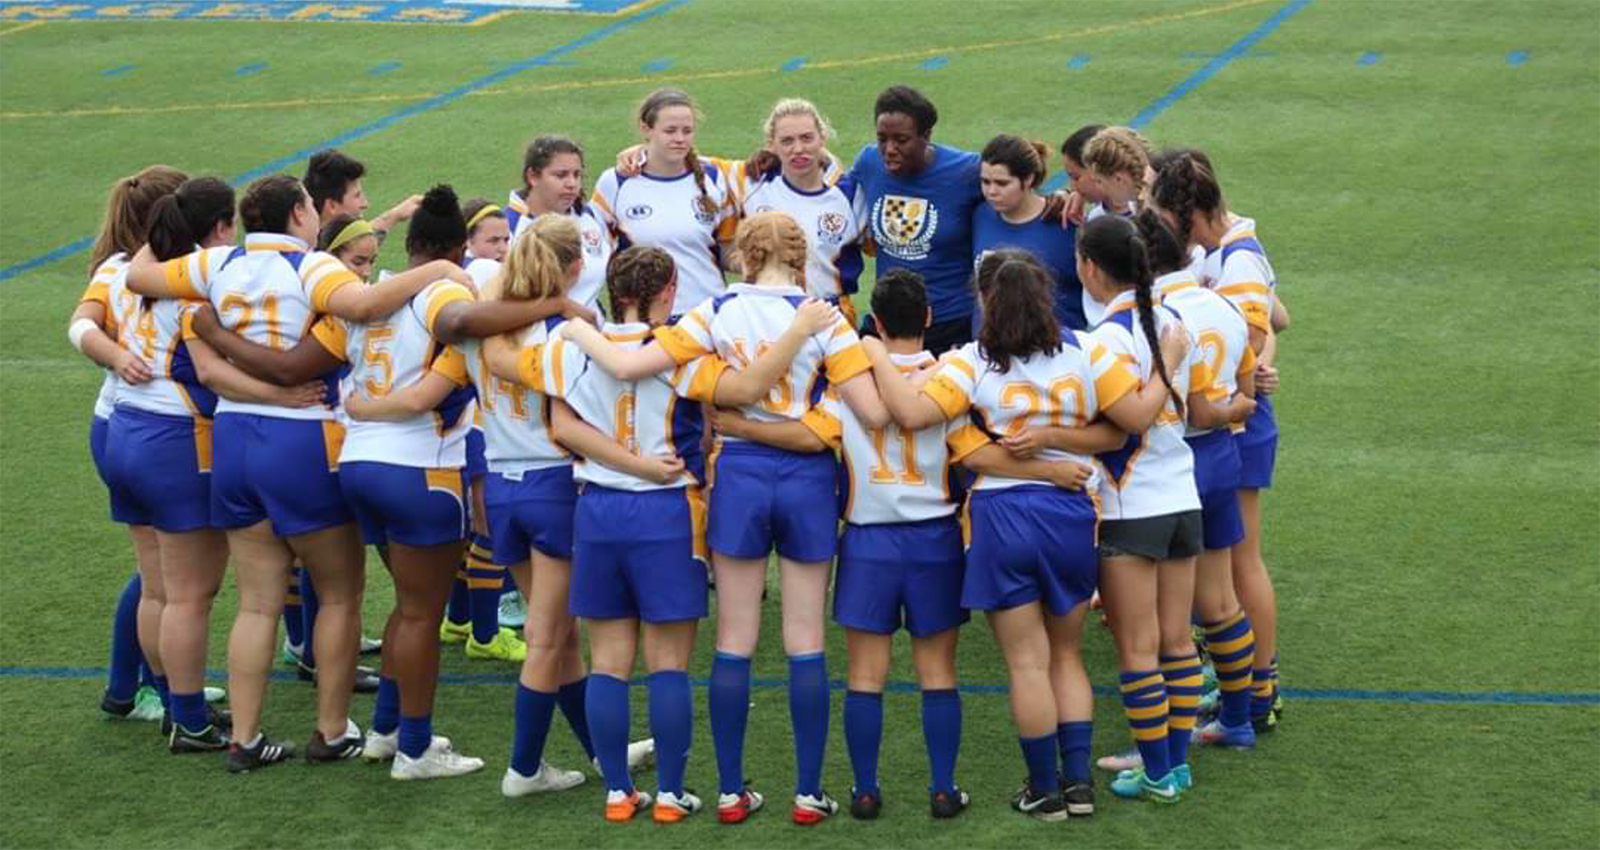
[1062,780,1095,817]
[305,730,363,764]
[297,661,380,694]
[1011,781,1067,822]
[849,787,881,820]
[227,734,296,773]
[169,723,229,754]
[929,787,969,819]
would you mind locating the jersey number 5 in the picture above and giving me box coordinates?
[362,326,395,397]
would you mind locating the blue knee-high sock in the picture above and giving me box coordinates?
[510,683,558,777]
[299,568,320,669]
[465,535,503,644]
[558,677,595,760]
[151,674,171,712]
[843,690,883,795]
[585,674,632,792]
[106,574,143,701]
[648,671,692,796]
[788,653,829,798]
[1203,612,1256,729]
[371,676,400,735]
[398,713,432,759]
[921,688,961,794]
[1020,733,1059,793]
[171,690,207,732]
[1057,721,1093,783]
[446,568,471,627]
[1119,670,1172,782]
[709,652,751,795]
[282,567,306,651]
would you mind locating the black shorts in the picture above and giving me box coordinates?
[1098,511,1203,561]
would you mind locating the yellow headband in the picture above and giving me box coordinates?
[466,204,502,232]
[326,218,375,254]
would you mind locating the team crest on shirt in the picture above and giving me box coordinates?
[816,212,848,246]
[871,194,938,261]
[582,227,603,255]
[624,204,653,220]
[691,198,716,225]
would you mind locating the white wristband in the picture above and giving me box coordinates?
[68,317,99,354]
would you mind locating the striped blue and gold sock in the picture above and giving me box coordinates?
[464,534,502,644]
[1204,611,1256,728]
[1161,653,1205,767]
[1119,669,1171,782]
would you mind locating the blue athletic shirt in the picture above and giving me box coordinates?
[848,142,982,323]
[971,202,1086,331]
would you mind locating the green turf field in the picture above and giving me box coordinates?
[2,0,1598,847]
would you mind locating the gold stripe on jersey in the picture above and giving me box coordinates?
[822,343,870,384]
[671,355,727,404]
[321,421,345,472]
[923,374,970,422]
[164,256,204,300]
[310,315,348,360]
[946,422,990,464]
[652,323,710,364]
[515,344,547,393]
[424,284,473,331]
[801,404,843,450]
[1088,344,1139,408]
[431,346,469,385]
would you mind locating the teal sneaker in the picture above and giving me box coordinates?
[1109,768,1181,803]
[130,685,166,721]
[281,638,303,667]
[1172,763,1192,791]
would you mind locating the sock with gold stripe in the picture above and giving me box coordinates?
[1119,669,1171,782]
[1204,612,1256,728]
[1160,654,1205,767]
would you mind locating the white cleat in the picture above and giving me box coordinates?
[390,737,484,780]
[363,730,450,763]
[501,761,587,797]
[591,738,655,775]
[203,686,227,704]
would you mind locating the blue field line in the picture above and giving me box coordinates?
[641,57,672,71]
[366,61,403,76]
[101,64,136,77]
[3,664,1595,706]
[1066,54,1091,70]
[920,56,949,70]
[780,56,807,72]
[1505,49,1529,66]
[233,62,267,77]
[1041,0,1311,193]
[0,0,692,284]
[1357,50,1381,66]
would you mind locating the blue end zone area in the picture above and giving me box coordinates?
[0,0,657,25]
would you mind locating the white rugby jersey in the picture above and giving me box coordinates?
[313,279,474,469]
[590,164,736,314]
[520,320,725,492]
[81,255,126,418]
[460,315,571,473]
[464,257,500,290]
[506,191,613,312]
[1156,269,1256,437]
[1087,292,1208,519]
[735,173,865,301]
[803,351,989,525]
[923,334,1135,492]
[1206,215,1276,334]
[161,232,361,421]
[108,269,215,421]
[651,283,870,434]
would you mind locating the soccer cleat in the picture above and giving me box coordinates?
[1062,780,1095,817]
[439,619,471,644]
[296,660,380,694]
[363,730,449,763]
[501,761,587,797]
[390,737,485,780]
[717,787,764,824]
[498,593,527,630]
[1172,764,1193,792]
[792,791,839,825]
[359,636,383,656]
[604,788,653,823]
[653,789,703,823]
[1197,717,1257,749]
[169,723,229,754]
[465,627,527,662]
[849,787,882,821]
[930,787,970,820]
[1095,747,1142,773]
[305,729,364,764]
[1251,708,1278,735]
[281,638,303,666]
[203,686,227,704]
[102,686,165,722]
[1011,782,1068,822]
[1109,768,1181,803]
[226,734,295,773]
[594,738,656,776]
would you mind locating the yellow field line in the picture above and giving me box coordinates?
[0,0,1275,121]
[0,20,45,36]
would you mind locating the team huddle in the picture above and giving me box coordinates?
[68,83,1289,825]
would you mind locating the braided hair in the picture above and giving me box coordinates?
[606,246,677,326]
[1149,150,1225,248]
[734,211,807,288]
[1078,216,1184,418]
[639,89,717,216]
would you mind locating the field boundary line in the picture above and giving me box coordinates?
[0,0,1276,122]
[0,0,693,284]
[0,664,1594,706]
[0,18,41,35]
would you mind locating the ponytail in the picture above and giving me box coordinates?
[975,250,1060,372]
[145,195,197,262]
[88,165,186,274]
[1149,150,1225,248]
[498,214,580,302]
[145,177,235,262]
